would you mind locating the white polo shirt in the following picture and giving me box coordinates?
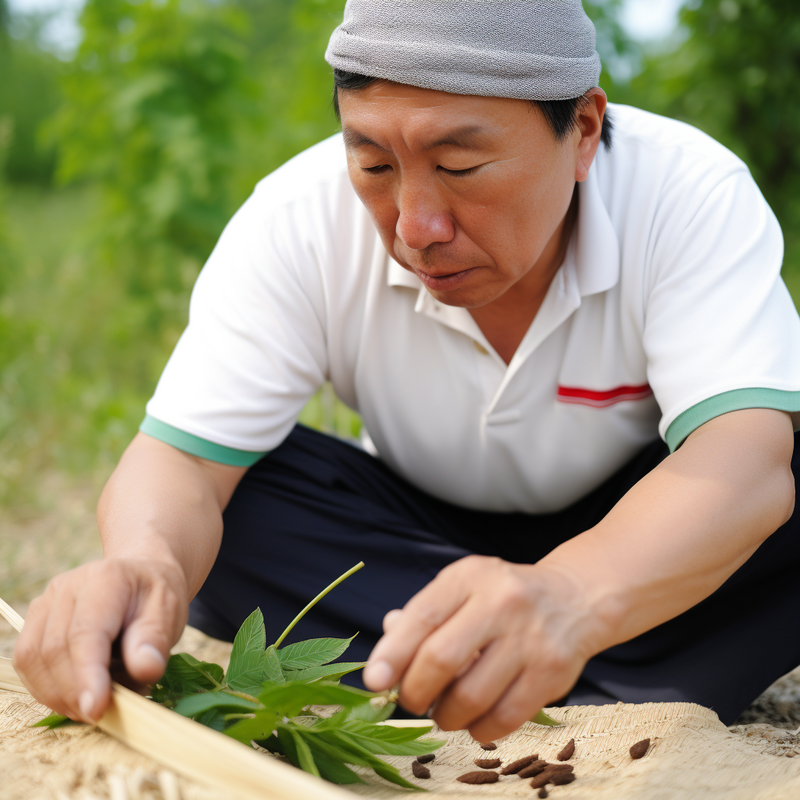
[142,104,800,514]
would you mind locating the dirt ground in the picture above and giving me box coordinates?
[1,478,798,756]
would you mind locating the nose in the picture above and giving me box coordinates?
[395,181,456,251]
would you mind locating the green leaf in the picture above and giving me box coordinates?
[337,723,444,757]
[226,608,267,690]
[277,635,357,670]
[344,700,396,724]
[195,707,227,733]
[276,726,300,766]
[150,652,224,705]
[303,736,366,785]
[258,680,374,718]
[283,661,365,684]
[263,645,285,683]
[531,709,562,727]
[224,711,280,745]
[30,714,78,729]
[175,691,258,718]
[285,726,320,777]
[332,730,425,791]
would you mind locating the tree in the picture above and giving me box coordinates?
[48,0,261,298]
[617,0,800,274]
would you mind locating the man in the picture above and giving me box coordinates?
[15,0,800,744]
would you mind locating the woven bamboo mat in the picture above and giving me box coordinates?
[3,627,800,800]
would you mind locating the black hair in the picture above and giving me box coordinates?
[332,69,613,150]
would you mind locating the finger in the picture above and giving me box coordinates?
[363,566,473,692]
[69,568,135,721]
[397,594,499,715]
[13,594,73,718]
[466,670,552,743]
[40,583,85,719]
[120,574,185,684]
[382,609,403,634]
[431,637,524,731]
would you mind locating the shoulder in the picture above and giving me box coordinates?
[597,104,751,216]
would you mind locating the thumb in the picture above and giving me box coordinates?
[120,584,182,684]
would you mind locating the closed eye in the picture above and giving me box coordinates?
[439,165,480,177]
[362,165,391,174]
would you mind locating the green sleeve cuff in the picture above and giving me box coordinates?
[665,388,800,452]
[139,415,267,467]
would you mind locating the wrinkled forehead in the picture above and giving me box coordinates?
[338,82,547,155]
[325,0,601,103]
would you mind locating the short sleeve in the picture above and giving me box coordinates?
[643,168,800,450]
[141,189,329,464]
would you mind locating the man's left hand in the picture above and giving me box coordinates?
[362,555,604,742]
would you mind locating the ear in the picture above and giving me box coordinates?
[574,88,608,183]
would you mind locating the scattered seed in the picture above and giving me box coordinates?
[557,738,575,761]
[412,761,431,780]
[530,773,551,790]
[457,771,500,784]
[479,742,498,751]
[538,789,549,799]
[545,763,574,773]
[630,738,650,760]
[474,758,502,769]
[416,754,436,764]
[550,771,576,786]
[517,760,548,779]
[501,754,540,775]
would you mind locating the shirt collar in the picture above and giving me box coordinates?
[573,158,621,297]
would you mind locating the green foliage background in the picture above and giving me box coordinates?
[1,0,798,508]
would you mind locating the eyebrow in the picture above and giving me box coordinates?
[342,125,490,153]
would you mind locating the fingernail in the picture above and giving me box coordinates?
[363,660,394,690]
[137,643,166,668]
[79,690,96,722]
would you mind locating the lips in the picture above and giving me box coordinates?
[414,266,478,291]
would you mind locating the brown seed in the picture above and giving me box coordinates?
[557,738,575,761]
[457,771,500,784]
[517,760,548,779]
[474,758,502,769]
[479,742,498,751]
[501,754,540,775]
[530,773,551,790]
[550,771,576,786]
[411,761,431,779]
[538,789,549,799]
[544,763,574,773]
[416,753,436,764]
[630,738,651,760]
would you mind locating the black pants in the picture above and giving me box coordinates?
[189,425,800,725]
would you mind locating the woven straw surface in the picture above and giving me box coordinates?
[2,628,799,800]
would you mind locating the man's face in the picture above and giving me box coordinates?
[338,81,587,310]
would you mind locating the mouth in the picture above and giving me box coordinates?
[414,266,479,291]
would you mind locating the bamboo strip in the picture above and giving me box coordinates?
[0,656,28,692]
[102,683,353,800]
[0,597,24,632]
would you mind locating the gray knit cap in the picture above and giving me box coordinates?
[325,0,601,102]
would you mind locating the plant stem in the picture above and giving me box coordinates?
[273,561,365,648]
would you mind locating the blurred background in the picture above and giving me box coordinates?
[1,0,799,606]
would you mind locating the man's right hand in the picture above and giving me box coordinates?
[13,556,188,723]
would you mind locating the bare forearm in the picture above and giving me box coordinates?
[539,408,795,654]
[97,432,245,598]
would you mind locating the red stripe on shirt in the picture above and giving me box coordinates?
[557,383,653,408]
